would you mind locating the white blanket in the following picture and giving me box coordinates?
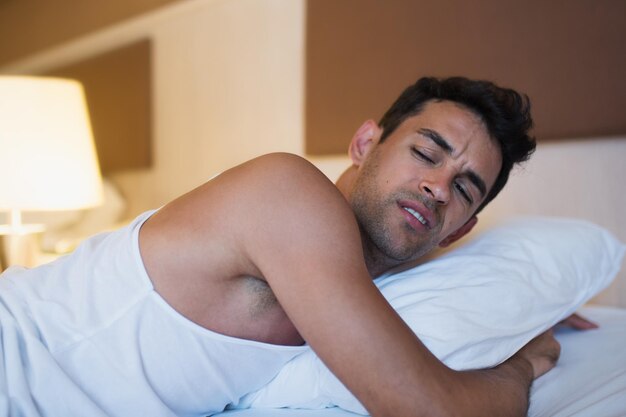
[218,306,626,416]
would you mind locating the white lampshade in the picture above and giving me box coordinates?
[0,76,103,212]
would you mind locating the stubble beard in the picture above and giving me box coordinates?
[350,163,443,274]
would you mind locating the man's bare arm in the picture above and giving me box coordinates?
[238,154,560,416]
[143,153,557,417]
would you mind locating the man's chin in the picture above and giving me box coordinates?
[385,240,437,265]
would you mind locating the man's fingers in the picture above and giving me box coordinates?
[518,329,561,379]
[559,313,599,330]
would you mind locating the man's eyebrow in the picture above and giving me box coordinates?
[465,170,487,199]
[418,128,453,153]
[417,128,487,199]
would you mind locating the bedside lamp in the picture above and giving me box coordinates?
[0,76,103,269]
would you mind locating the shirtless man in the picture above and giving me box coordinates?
[0,77,570,416]
[139,77,556,416]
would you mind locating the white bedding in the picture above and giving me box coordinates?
[528,306,626,417]
[215,305,626,417]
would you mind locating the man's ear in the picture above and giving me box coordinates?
[348,120,382,167]
[439,216,478,248]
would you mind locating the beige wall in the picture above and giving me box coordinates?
[1,0,306,216]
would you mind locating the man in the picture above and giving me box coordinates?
[0,77,576,416]
[140,77,557,416]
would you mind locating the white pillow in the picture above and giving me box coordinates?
[231,217,625,414]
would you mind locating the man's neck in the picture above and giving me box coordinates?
[334,165,355,201]
[360,236,398,278]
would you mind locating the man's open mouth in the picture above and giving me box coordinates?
[403,206,428,227]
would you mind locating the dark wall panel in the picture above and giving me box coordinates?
[46,40,152,174]
[0,0,181,65]
[305,0,626,154]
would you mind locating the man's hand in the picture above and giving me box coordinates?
[513,312,596,381]
[515,330,561,379]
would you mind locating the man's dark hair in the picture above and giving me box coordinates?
[378,76,536,212]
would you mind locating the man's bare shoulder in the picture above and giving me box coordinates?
[142,152,354,256]
[214,153,361,257]
[142,152,356,252]
[218,152,342,201]
[140,152,362,281]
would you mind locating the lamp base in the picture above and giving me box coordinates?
[0,225,45,270]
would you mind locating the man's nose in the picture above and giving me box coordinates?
[419,171,451,205]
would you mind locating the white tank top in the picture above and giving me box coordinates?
[0,211,308,416]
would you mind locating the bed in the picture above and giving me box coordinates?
[528,306,626,416]
[14,137,624,417]
[213,137,626,417]
[217,305,626,417]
